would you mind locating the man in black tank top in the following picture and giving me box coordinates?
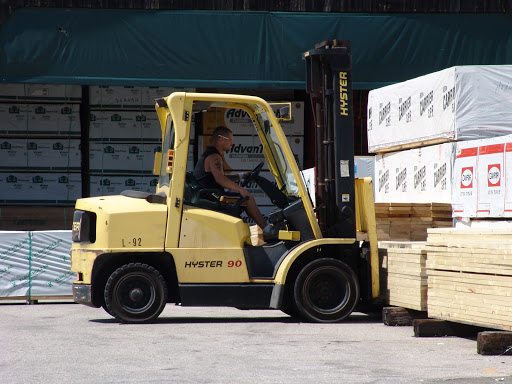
[193,126,278,240]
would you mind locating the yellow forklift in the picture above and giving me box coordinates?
[71,40,379,323]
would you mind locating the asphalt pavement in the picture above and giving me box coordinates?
[1,301,511,384]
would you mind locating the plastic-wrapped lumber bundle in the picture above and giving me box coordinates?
[0,230,73,301]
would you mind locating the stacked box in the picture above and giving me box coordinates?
[374,142,455,204]
[0,84,82,211]
[202,103,305,136]
[0,172,81,204]
[89,110,161,141]
[452,133,512,218]
[368,65,512,153]
[0,138,81,170]
[90,175,159,197]
[0,84,81,102]
[88,87,196,196]
[198,135,304,171]
[90,86,195,108]
[0,104,80,135]
[89,142,161,173]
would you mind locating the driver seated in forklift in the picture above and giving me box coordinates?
[193,126,279,241]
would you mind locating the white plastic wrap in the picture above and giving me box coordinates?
[452,134,512,218]
[0,230,73,299]
[367,65,512,153]
[374,143,455,203]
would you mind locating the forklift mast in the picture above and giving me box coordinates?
[303,40,356,239]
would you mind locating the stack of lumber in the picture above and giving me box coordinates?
[379,241,428,311]
[426,228,512,331]
[375,203,452,241]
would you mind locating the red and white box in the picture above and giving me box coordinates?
[477,143,504,217]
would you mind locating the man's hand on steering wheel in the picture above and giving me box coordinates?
[241,162,264,187]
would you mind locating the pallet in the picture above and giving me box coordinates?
[0,295,73,303]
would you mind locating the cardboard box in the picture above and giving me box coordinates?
[89,142,161,173]
[367,65,512,153]
[0,172,81,204]
[198,135,304,171]
[0,104,80,135]
[451,147,478,218]
[0,139,81,170]
[202,102,304,136]
[0,84,81,102]
[452,134,512,218]
[90,86,195,108]
[90,175,159,196]
[89,110,161,141]
[374,143,455,204]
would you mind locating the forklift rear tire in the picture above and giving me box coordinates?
[294,258,359,323]
[104,263,168,323]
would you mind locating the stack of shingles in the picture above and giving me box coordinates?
[426,228,512,331]
[375,203,452,241]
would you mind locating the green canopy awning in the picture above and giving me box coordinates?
[1,9,512,89]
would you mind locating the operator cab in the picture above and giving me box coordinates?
[155,95,317,252]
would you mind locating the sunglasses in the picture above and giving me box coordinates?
[218,134,232,141]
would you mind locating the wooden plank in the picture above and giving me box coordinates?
[427,270,512,286]
[382,306,428,326]
[477,331,512,355]
[413,319,485,337]
[428,306,512,331]
[0,295,73,301]
[379,241,427,249]
[427,299,512,325]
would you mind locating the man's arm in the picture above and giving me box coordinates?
[207,154,249,196]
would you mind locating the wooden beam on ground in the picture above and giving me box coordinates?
[477,331,512,355]
[413,319,487,338]
[382,306,427,326]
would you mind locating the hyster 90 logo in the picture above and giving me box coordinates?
[460,167,473,189]
[488,164,501,187]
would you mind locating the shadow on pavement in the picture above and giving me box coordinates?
[89,311,382,325]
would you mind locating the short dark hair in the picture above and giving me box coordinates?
[211,126,232,144]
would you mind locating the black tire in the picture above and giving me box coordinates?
[104,263,168,323]
[294,258,359,323]
[101,304,113,317]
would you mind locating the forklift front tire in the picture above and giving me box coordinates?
[294,258,359,323]
[104,263,168,323]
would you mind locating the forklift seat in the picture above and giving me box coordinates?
[184,172,248,217]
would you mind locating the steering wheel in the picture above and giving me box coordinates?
[241,162,264,188]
